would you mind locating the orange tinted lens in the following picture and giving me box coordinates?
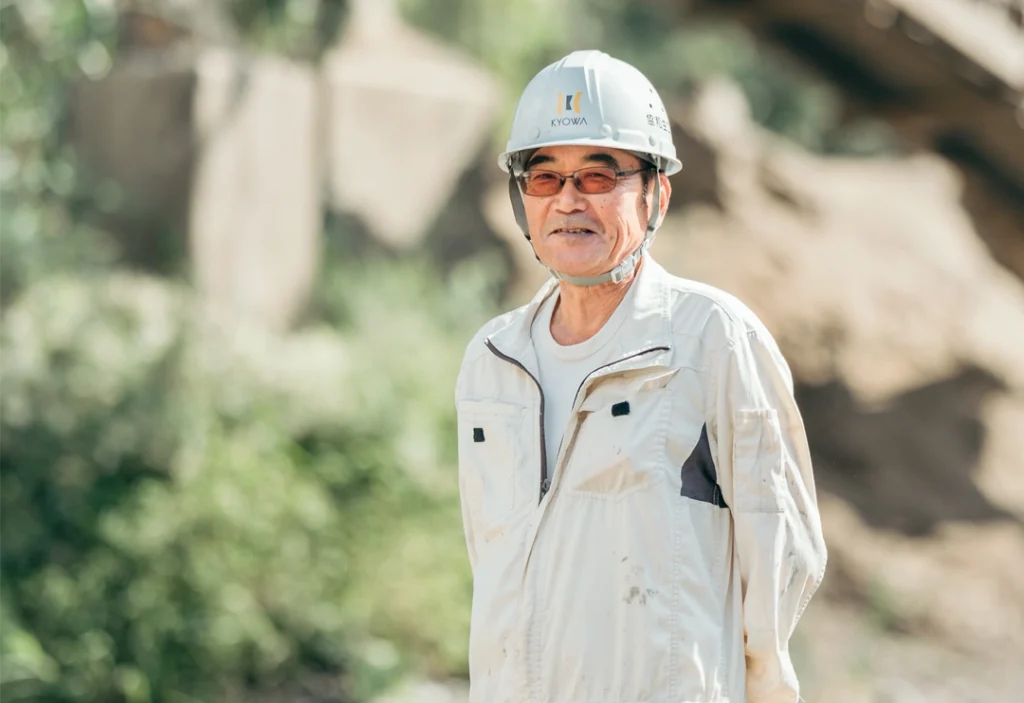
[523,171,561,196]
[576,168,617,193]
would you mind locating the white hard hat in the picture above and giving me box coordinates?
[499,50,682,176]
[500,50,681,287]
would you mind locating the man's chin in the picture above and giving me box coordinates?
[540,257,613,280]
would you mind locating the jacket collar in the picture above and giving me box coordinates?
[485,254,674,377]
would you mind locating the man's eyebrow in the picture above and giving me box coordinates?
[583,152,622,170]
[524,152,629,170]
[525,153,554,169]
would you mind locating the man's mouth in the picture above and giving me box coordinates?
[552,227,597,236]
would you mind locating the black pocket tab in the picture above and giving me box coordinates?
[611,401,630,417]
[473,427,485,442]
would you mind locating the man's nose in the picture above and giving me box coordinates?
[552,176,587,213]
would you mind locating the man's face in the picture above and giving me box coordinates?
[519,145,670,280]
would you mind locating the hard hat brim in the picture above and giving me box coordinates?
[499,136,682,176]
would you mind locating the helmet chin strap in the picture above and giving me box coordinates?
[507,167,663,287]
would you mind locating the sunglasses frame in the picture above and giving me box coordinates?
[517,165,652,197]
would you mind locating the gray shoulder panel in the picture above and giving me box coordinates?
[680,424,728,508]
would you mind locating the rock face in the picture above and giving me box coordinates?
[489,79,1024,700]
[322,0,500,252]
[677,0,1024,281]
[69,45,324,333]
[188,48,322,333]
[68,0,501,331]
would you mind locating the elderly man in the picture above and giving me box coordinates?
[455,50,827,703]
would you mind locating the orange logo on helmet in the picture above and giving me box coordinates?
[557,91,583,114]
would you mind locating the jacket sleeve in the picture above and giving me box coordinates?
[458,460,479,574]
[454,364,479,575]
[708,328,827,703]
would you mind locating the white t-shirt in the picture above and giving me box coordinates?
[531,281,638,473]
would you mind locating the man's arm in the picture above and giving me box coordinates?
[454,361,479,575]
[458,462,479,574]
[709,328,827,703]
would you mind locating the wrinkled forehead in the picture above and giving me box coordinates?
[520,145,650,172]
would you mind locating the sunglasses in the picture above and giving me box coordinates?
[518,166,650,197]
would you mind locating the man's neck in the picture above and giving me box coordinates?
[549,259,642,346]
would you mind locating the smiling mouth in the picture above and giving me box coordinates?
[552,227,597,236]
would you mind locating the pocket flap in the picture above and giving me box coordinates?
[458,399,525,419]
[578,368,678,414]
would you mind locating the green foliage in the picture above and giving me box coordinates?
[0,258,499,702]
[0,3,500,700]
[0,0,124,304]
[225,0,350,59]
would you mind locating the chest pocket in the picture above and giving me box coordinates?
[562,369,675,499]
[457,399,529,533]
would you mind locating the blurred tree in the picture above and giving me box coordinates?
[224,0,350,59]
[1,4,495,699]
[0,257,497,702]
[0,0,125,305]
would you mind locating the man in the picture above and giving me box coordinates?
[455,50,827,703]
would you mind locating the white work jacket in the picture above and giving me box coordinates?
[455,256,827,703]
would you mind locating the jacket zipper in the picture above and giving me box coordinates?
[549,345,671,475]
[484,339,550,503]
[568,345,671,413]
[485,341,670,503]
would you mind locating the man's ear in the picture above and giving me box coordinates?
[657,172,672,219]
